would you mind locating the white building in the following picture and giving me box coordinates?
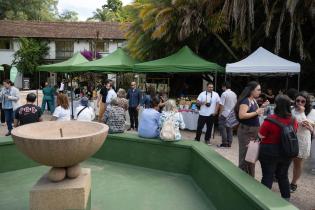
[0,20,126,88]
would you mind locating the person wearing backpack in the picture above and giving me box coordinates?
[159,100,185,141]
[234,81,269,177]
[258,95,298,200]
[290,91,315,192]
[74,97,95,122]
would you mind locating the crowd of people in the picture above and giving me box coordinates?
[232,81,315,201]
[0,78,314,202]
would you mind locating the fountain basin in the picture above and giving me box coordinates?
[11,121,108,168]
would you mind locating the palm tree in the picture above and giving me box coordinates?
[87,8,117,22]
[222,0,315,60]
[126,0,238,60]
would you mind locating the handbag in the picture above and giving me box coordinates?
[245,139,260,164]
[225,110,239,128]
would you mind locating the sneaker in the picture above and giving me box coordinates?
[5,132,11,136]
[206,141,212,146]
[290,183,297,193]
[127,128,133,131]
[217,143,229,148]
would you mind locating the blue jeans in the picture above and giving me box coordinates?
[4,109,13,132]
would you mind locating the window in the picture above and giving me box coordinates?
[55,40,74,59]
[0,39,12,50]
[89,40,109,53]
[104,40,109,53]
[117,41,126,48]
[95,41,104,52]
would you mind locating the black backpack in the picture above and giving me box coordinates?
[265,117,299,158]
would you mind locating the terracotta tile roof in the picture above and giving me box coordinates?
[0,20,127,39]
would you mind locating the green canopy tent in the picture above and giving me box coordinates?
[37,52,89,118]
[133,46,224,90]
[37,52,89,73]
[74,48,138,72]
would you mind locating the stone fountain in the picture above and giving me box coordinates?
[11,121,109,210]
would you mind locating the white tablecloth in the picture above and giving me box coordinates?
[179,110,206,132]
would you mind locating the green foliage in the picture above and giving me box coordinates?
[0,0,58,21]
[103,0,123,12]
[58,10,79,21]
[125,0,315,62]
[13,38,50,74]
[87,0,135,22]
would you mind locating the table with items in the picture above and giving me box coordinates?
[177,98,207,132]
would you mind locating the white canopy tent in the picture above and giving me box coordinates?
[226,47,301,90]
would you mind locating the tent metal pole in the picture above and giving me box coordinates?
[224,73,227,82]
[298,73,300,92]
[214,71,217,91]
[37,71,40,106]
[285,73,289,91]
[70,73,74,119]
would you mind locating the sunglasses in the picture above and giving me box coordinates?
[296,99,306,104]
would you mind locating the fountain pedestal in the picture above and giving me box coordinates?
[30,168,91,210]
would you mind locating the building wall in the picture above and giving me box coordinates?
[46,41,55,59]
[0,39,19,65]
[0,38,123,89]
[0,50,14,65]
[74,40,90,53]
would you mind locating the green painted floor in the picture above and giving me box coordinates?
[0,158,216,210]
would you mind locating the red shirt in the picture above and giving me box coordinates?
[259,114,298,144]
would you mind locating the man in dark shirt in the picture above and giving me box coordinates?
[14,93,42,127]
[126,81,141,131]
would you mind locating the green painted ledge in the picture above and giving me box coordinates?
[0,134,298,210]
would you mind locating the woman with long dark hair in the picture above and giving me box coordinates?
[258,95,298,200]
[290,91,315,192]
[234,81,269,177]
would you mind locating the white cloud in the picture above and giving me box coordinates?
[58,0,134,21]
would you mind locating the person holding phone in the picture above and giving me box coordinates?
[290,91,315,192]
[234,81,269,177]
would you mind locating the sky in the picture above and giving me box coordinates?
[57,0,134,21]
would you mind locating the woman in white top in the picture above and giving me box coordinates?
[291,91,315,192]
[74,97,95,122]
[52,93,71,121]
[159,99,185,140]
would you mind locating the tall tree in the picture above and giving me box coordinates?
[58,10,79,21]
[87,0,134,22]
[222,0,315,60]
[0,0,58,21]
[103,0,123,12]
[13,38,49,74]
[126,0,233,61]
[126,0,315,62]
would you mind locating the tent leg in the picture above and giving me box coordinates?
[285,74,289,91]
[70,74,74,119]
[214,71,218,91]
[298,73,300,92]
[224,74,227,82]
[37,71,40,106]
